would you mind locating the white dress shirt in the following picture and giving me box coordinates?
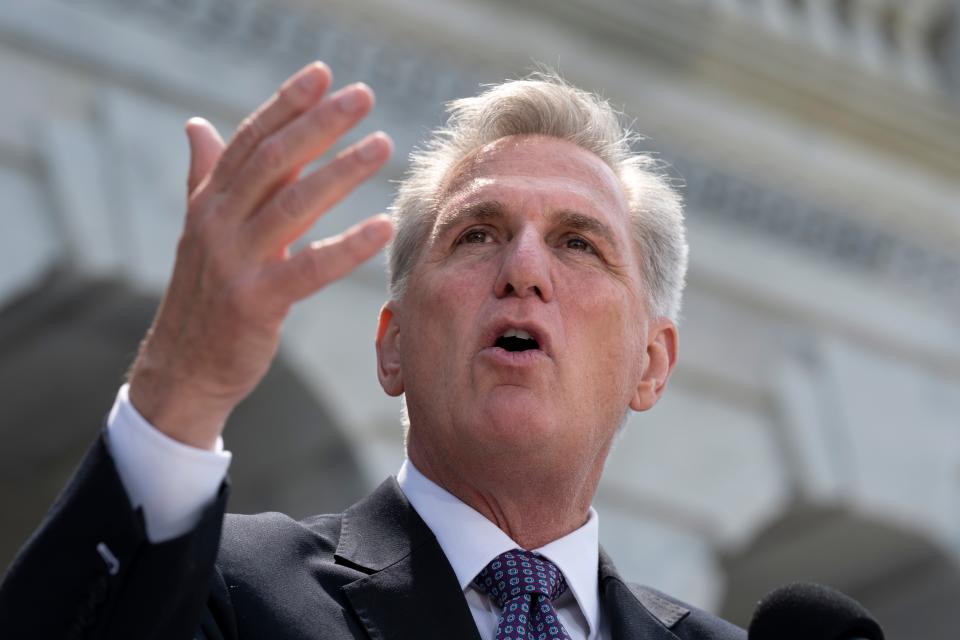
[105,385,609,639]
[398,460,609,640]
[106,384,231,542]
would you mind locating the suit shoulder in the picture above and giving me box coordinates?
[212,511,366,634]
[632,584,746,640]
[218,510,342,574]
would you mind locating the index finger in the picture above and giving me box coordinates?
[208,61,332,193]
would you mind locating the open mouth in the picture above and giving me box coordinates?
[494,328,541,352]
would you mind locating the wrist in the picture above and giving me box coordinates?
[127,365,233,451]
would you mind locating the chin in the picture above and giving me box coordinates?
[473,388,562,446]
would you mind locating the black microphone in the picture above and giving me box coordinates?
[748,582,885,640]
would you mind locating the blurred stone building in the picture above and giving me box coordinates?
[1,0,958,636]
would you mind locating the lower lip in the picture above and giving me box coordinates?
[480,346,549,367]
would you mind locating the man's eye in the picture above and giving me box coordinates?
[565,236,595,253]
[459,229,490,244]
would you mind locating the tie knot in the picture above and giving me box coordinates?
[475,549,567,609]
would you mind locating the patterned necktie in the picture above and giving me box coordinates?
[475,549,573,640]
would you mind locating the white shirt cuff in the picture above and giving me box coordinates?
[105,383,232,543]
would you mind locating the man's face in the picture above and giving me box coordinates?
[377,135,676,479]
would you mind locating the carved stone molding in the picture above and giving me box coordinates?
[76,0,482,119]
[670,151,960,311]
[720,0,960,94]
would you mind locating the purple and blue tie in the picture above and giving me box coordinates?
[475,549,572,640]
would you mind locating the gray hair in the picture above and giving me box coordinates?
[387,72,688,321]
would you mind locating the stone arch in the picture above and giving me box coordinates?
[0,272,367,572]
[718,502,960,639]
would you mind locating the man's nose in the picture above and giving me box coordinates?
[493,229,554,301]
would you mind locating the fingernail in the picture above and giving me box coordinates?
[336,84,368,114]
[357,134,385,162]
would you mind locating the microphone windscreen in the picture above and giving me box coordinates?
[748,582,884,640]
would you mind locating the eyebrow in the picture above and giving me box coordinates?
[550,210,619,249]
[433,200,506,240]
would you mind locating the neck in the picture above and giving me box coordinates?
[407,433,609,550]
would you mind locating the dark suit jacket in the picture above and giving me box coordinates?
[0,435,745,639]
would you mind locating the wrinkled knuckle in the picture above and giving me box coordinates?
[307,103,333,128]
[235,116,261,149]
[344,143,375,173]
[280,79,312,111]
[305,252,331,288]
[203,200,232,229]
[276,185,305,219]
[340,148,364,172]
[343,236,365,263]
[255,137,286,173]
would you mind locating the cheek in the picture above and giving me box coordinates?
[557,272,643,381]
[402,268,486,372]
[559,267,631,332]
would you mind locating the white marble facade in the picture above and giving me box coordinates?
[1,0,958,635]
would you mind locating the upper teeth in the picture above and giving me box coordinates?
[503,328,533,340]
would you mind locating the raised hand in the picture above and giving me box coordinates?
[127,62,394,450]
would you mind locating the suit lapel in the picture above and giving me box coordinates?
[599,549,687,640]
[335,479,481,640]
[333,481,689,640]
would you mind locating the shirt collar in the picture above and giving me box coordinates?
[397,459,601,637]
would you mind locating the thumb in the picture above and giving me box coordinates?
[185,117,225,195]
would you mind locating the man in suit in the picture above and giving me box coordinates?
[0,62,744,639]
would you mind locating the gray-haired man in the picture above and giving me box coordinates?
[0,62,744,640]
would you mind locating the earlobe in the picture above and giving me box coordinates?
[629,319,679,412]
[376,302,404,397]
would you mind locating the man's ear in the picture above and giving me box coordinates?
[629,319,678,412]
[376,302,404,397]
